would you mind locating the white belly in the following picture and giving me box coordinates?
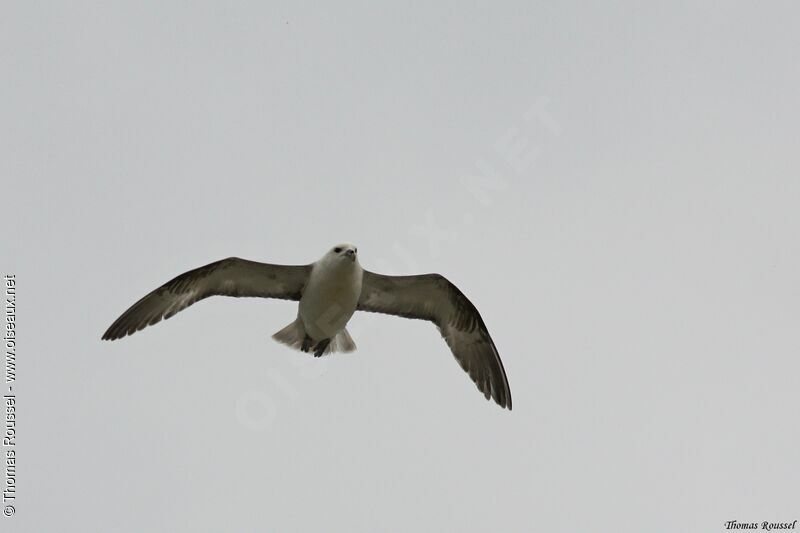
[299,263,362,340]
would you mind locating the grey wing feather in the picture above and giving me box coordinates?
[102,258,311,340]
[356,270,512,410]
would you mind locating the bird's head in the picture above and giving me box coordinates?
[323,243,359,265]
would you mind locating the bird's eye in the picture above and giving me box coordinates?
[333,247,342,253]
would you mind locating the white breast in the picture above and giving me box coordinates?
[299,261,363,340]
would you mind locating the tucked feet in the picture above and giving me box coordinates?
[313,338,331,357]
[301,335,312,353]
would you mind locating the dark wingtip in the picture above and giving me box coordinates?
[494,396,512,411]
[491,384,512,410]
[101,326,123,341]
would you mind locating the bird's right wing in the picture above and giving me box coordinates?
[102,257,311,340]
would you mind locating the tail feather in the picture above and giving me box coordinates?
[271,318,306,351]
[272,319,356,355]
[329,328,356,354]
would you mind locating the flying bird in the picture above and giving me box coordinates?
[102,244,512,409]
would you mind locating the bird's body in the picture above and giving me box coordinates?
[298,246,362,342]
[103,243,512,409]
[274,245,362,356]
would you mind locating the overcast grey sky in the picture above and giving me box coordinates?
[2,2,799,532]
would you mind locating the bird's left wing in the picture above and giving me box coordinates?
[357,270,512,409]
[102,258,311,340]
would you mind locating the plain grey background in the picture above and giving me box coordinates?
[2,2,799,532]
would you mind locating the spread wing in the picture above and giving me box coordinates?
[357,270,512,409]
[102,258,311,340]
